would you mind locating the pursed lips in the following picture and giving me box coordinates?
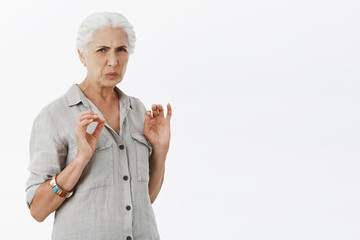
[105,72,119,76]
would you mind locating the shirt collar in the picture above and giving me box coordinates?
[66,83,132,109]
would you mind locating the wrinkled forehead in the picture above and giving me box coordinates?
[89,27,129,48]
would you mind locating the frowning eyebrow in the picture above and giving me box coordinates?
[97,46,128,49]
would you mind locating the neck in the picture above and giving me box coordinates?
[78,79,119,105]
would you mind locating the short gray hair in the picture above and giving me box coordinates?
[76,11,136,56]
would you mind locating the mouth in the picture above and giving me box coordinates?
[105,72,119,78]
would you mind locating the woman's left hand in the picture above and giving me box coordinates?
[143,103,172,158]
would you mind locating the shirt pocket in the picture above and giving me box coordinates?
[131,133,152,182]
[70,134,114,193]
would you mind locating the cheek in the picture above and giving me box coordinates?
[121,57,129,68]
[95,57,106,67]
[88,58,106,74]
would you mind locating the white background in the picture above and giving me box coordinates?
[0,0,359,239]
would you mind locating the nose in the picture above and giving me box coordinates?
[107,50,118,67]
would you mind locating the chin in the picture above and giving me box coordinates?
[101,78,123,87]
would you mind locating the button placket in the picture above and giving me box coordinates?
[119,144,130,182]
[120,144,133,239]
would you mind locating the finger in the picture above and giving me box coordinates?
[78,111,98,119]
[145,110,152,121]
[92,121,106,139]
[166,103,172,120]
[79,118,94,129]
[152,104,159,117]
[91,116,106,123]
[79,110,98,117]
[78,113,100,122]
[157,104,164,118]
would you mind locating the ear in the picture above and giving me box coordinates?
[78,49,86,66]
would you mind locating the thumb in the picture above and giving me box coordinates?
[145,111,151,121]
[92,119,105,139]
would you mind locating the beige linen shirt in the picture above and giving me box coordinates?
[25,83,160,240]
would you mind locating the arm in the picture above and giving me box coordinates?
[30,154,88,222]
[27,110,105,222]
[143,103,172,204]
[148,150,166,204]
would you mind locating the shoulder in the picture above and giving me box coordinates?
[31,87,82,147]
[31,90,72,143]
[34,93,68,121]
[30,94,69,147]
[129,96,147,113]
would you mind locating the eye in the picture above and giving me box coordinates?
[117,47,127,52]
[97,48,106,52]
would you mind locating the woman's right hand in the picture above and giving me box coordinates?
[74,110,106,162]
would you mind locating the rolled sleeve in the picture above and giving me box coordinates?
[25,107,67,209]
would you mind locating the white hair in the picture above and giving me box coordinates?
[76,11,136,56]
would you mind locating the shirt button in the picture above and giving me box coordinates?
[123,175,129,181]
[119,145,125,150]
[126,237,132,240]
[126,205,131,211]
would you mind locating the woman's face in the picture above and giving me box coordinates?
[79,27,130,88]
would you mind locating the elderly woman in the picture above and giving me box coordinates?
[25,12,171,240]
